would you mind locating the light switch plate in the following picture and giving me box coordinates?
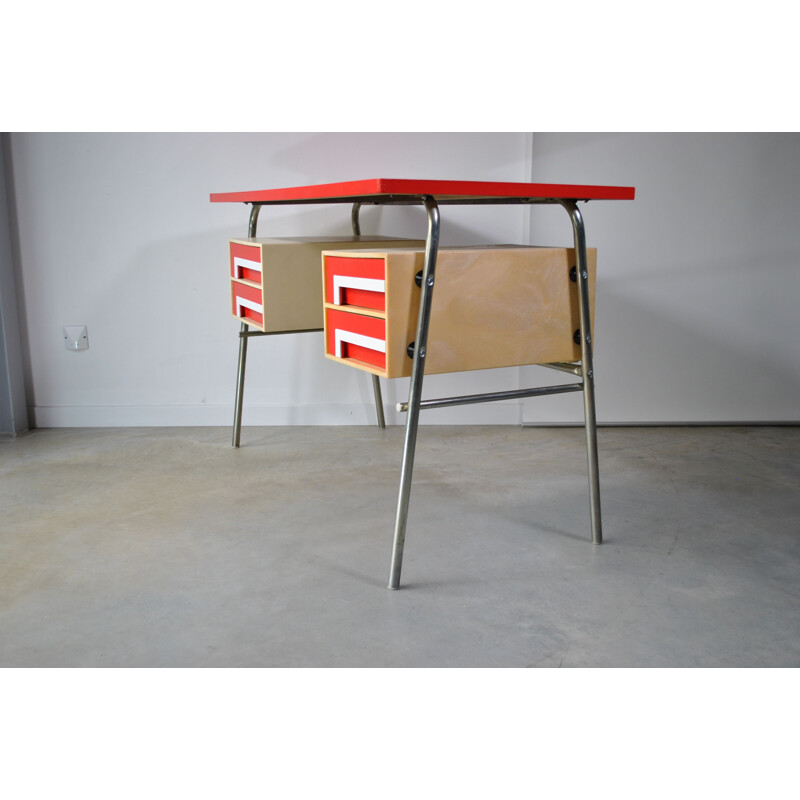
[63,325,89,351]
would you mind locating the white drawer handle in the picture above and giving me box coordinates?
[234,256,262,279]
[332,275,385,304]
[235,296,263,316]
[334,328,386,358]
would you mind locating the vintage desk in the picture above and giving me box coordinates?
[210,179,636,588]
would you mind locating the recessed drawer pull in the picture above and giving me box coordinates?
[332,275,385,305]
[235,296,264,317]
[233,256,262,279]
[334,328,386,358]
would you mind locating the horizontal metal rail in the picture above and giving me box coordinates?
[239,327,323,338]
[396,382,583,413]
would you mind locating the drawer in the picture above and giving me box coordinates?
[325,308,386,371]
[322,245,597,378]
[324,254,386,311]
[229,236,422,333]
[232,280,264,327]
[230,241,262,284]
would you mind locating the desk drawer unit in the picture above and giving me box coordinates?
[229,236,423,333]
[323,246,597,377]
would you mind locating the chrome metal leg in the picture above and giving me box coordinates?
[371,374,386,428]
[232,323,249,447]
[232,203,261,448]
[351,202,362,236]
[560,200,602,544]
[352,201,386,429]
[389,196,440,589]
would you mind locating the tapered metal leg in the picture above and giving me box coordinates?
[371,374,386,428]
[232,203,261,448]
[560,200,602,544]
[389,197,440,589]
[232,323,249,447]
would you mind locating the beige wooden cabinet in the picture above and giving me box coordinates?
[322,245,597,378]
[229,236,423,333]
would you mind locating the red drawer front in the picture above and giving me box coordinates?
[230,242,262,284]
[232,280,264,326]
[324,255,386,311]
[326,308,386,370]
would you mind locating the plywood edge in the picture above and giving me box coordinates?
[323,351,386,378]
[230,277,261,289]
[230,314,266,332]
[323,302,386,319]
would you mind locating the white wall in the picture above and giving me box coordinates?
[522,133,800,424]
[7,132,800,428]
[8,133,532,427]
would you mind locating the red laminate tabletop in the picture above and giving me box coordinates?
[210,178,635,205]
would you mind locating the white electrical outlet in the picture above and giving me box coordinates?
[63,325,89,351]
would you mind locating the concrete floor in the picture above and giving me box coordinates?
[1,425,798,667]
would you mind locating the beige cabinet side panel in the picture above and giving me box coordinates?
[261,238,421,333]
[386,247,597,377]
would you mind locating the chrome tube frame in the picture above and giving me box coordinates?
[371,377,386,429]
[228,192,604,584]
[232,203,261,447]
[388,199,602,587]
[351,202,386,429]
[395,383,582,413]
[559,200,602,545]
[240,328,322,338]
[233,201,385,446]
[389,197,440,589]
[351,202,362,235]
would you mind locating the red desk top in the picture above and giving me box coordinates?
[210,178,635,205]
